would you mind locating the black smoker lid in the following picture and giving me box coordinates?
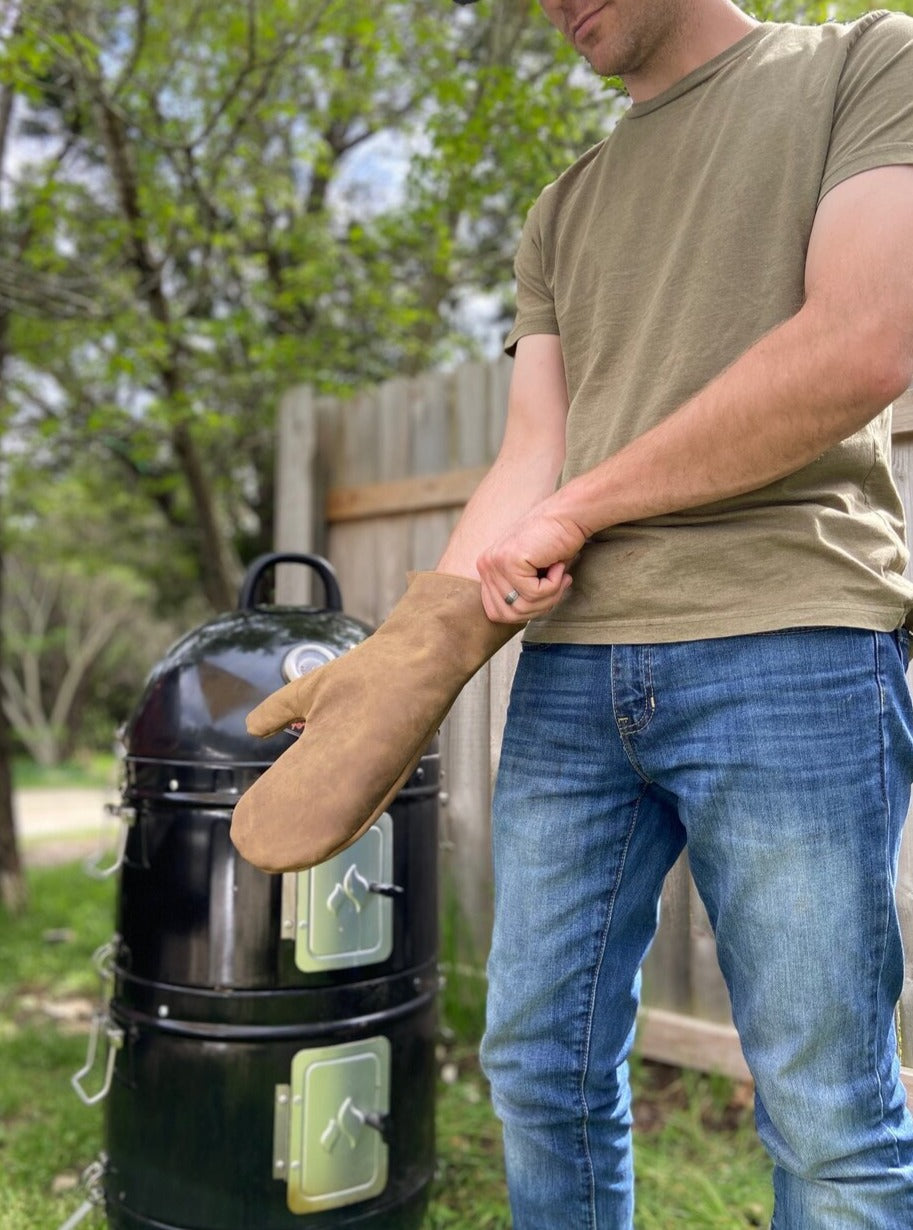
[122,555,372,801]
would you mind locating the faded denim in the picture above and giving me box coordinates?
[480,628,913,1229]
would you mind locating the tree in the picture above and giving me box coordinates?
[2,557,165,764]
[2,0,618,607]
[1,459,182,765]
[1,2,27,912]
[0,1,616,909]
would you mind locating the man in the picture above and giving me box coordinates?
[434,1,913,1226]
[233,0,913,1221]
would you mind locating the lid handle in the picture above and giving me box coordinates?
[238,553,343,612]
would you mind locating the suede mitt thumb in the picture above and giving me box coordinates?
[229,570,520,873]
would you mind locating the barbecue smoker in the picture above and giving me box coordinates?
[72,554,440,1230]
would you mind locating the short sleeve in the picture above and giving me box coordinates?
[819,11,913,202]
[503,195,560,356]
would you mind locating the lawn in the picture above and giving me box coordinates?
[12,753,120,792]
[0,861,772,1229]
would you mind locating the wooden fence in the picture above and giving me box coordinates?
[274,360,913,1104]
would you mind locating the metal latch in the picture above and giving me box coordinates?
[55,1154,107,1230]
[71,1012,124,1106]
[83,801,136,880]
[70,935,122,1106]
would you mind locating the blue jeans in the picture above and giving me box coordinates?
[480,629,913,1229]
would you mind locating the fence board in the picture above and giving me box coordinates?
[688,878,734,1026]
[455,362,492,469]
[378,378,412,482]
[328,522,380,627]
[441,668,496,952]
[412,510,458,576]
[374,517,411,623]
[410,370,453,476]
[638,1011,913,1113]
[327,467,488,524]
[640,854,692,1015]
[893,389,913,436]
[489,638,522,767]
[274,386,319,605]
[487,357,513,458]
[342,389,381,485]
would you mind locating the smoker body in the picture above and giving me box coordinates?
[91,555,440,1229]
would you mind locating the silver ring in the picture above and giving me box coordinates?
[504,589,520,606]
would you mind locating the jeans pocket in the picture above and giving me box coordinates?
[894,626,910,667]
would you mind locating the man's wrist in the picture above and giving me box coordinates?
[545,480,601,545]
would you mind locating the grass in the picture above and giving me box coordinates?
[0,861,773,1230]
[630,1062,772,1228]
[0,863,116,1230]
[427,1051,772,1229]
[12,753,120,792]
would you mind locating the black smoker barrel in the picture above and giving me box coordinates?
[99,554,440,1229]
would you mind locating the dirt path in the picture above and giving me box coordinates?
[15,787,117,867]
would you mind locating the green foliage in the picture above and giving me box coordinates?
[429,1058,512,1229]
[0,861,116,992]
[632,1063,772,1228]
[0,1025,107,1230]
[0,0,620,754]
[1,463,184,760]
[439,879,490,1043]
[428,1054,774,1228]
[2,0,616,595]
[12,751,117,789]
[747,0,913,19]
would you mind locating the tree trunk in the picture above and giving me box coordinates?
[0,329,27,911]
[0,45,28,913]
[0,553,27,914]
[95,98,241,612]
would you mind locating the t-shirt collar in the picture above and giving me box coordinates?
[625,24,769,118]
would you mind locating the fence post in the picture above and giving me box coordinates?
[273,386,320,605]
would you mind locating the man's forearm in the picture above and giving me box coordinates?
[554,166,913,538]
[475,298,911,622]
[437,447,565,580]
[438,332,570,585]
[475,158,913,624]
[551,300,911,539]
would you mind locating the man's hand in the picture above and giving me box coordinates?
[476,501,589,622]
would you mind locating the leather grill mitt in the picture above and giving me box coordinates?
[229,570,520,873]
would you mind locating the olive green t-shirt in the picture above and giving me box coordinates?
[506,11,913,644]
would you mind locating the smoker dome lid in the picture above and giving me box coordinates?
[121,556,372,799]
[124,607,370,768]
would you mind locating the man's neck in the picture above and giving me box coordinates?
[623,2,758,104]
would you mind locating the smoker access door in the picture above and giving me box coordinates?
[274,1036,391,1214]
[281,813,395,972]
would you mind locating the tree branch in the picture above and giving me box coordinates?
[50,601,126,734]
[111,0,149,100]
